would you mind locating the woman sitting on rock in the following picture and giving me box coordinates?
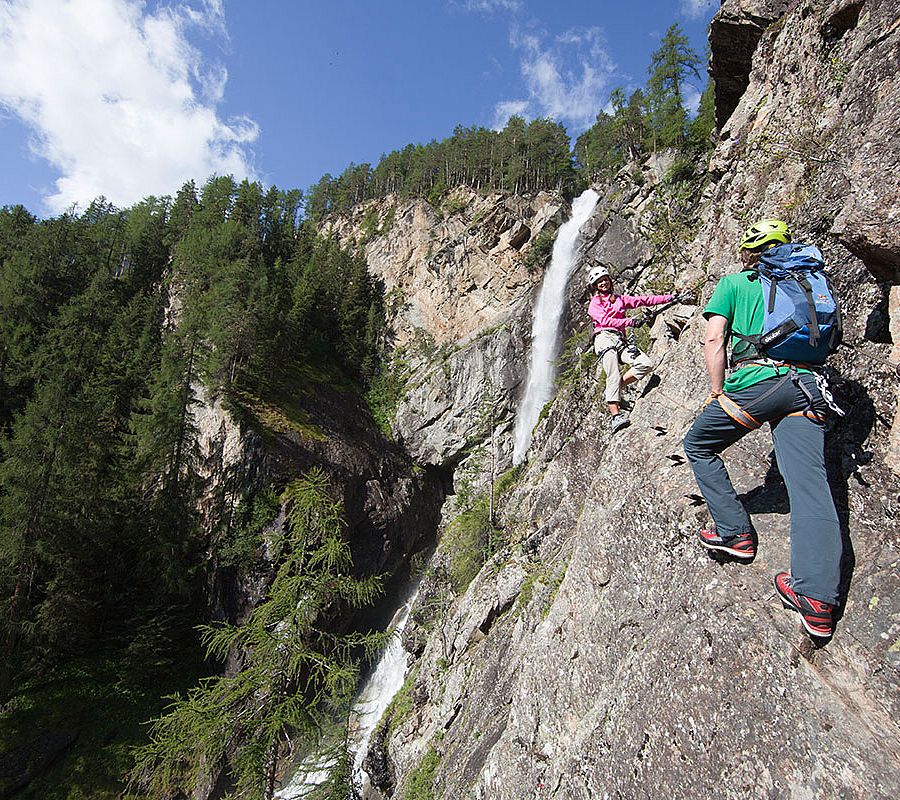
[586,264,674,433]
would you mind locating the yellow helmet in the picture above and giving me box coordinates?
[739,219,792,251]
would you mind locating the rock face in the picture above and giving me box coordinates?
[204,376,449,627]
[186,352,448,631]
[323,188,567,471]
[360,1,899,798]
[710,0,791,128]
[323,187,565,348]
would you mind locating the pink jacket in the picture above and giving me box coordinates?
[588,292,674,333]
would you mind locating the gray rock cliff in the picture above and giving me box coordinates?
[358,1,899,798]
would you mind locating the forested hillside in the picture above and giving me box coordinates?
[0,176,390,797]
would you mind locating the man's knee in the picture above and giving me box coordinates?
[683,424,706,462]
[683,430,697,460]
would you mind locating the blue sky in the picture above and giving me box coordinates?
[0,0,717,216]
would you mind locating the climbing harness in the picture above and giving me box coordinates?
[591,331,627,360]
[717,360,845,427]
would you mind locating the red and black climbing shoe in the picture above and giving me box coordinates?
[773,572,834,638]
[697,528,756,560]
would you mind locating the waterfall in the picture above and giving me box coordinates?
[276,582,421,798]
[349,582,420,785]
[512,188,600,464]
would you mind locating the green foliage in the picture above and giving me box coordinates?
[575,88,647,178]
[829,55,851,86]
[365,353,412,436]
[381,204,396,233]
[373,664,419,746]
[642,157,707,274]
[516,554,569,618]
[554,329,594,390]
[306,117,577,219]
[400,746,440,800]
[0,623,203,800]
[217,489,281,569]
[442,192,470,216]
[537,398,554,427]
[129,469,386,800]
[360,207,380,243]
[687,78,717,151]
[575,26,714,180]
[645,24,702,149]
[444,493,503,592]
[664,154,697,185]
[523,227,557,272]
[494,465,523,499]
[541,564,567,616]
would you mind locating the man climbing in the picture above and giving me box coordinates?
[586,264,674,433]
[683,219,842,638]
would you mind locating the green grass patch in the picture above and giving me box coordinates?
[523,227,557,272]
[444,495,504,592]
[515,557,569,617]
[554,329,594,390]
[400,746,440,800]
[442,193,470,216]
[494,465,523,499]
[372,664,419,746]
[230,359,352,440]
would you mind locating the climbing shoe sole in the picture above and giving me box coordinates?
[697,529,755,559]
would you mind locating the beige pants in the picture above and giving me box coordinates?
[593,330,653,403]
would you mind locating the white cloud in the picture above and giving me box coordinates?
[681,0,717,18]
[0,0,257,213]
[493,26,616,133]
[684,85,702,116]
[453,0,522,12]
[492,99,529,129]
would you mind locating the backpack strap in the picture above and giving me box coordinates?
[728,330,762,367]
[794,274,821,349]
[766,275,779,314]
[826,273,843,349]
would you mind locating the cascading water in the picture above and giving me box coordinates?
[512,188,599,464]
[276,582,421,798]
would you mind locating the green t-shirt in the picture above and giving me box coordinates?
[703,270,809,393]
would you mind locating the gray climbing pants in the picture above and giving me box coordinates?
[594,330,653,403]
[683,371,841,605]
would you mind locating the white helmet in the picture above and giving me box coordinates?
[587,265,611,285]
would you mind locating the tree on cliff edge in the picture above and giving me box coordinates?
[645,23,703,149]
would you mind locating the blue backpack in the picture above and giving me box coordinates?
[733,243,842,365]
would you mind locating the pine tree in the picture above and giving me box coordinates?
[645,23,702,149]
[130,469,386,800]
[687,78,717,151]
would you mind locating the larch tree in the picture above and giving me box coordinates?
[645,23,703,149]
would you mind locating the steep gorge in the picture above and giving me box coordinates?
[329,1,900,798]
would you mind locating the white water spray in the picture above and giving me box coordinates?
[276,582,421,798]
[512,189,599,464]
